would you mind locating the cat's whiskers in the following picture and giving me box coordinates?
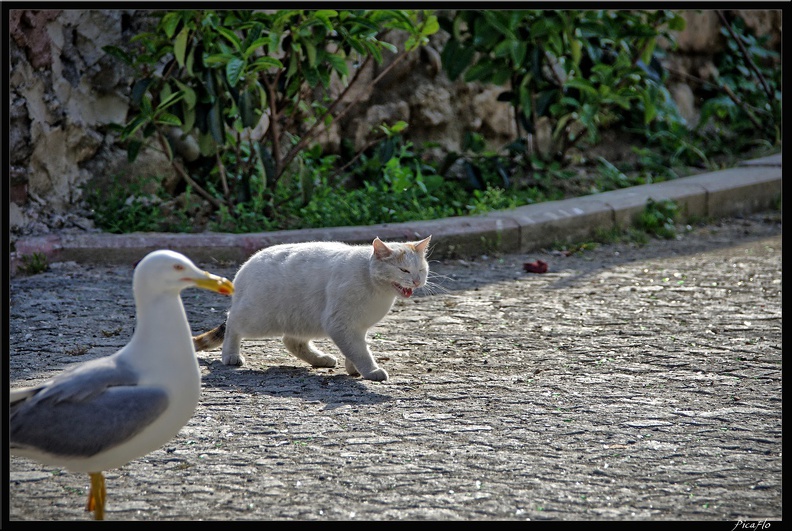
[419,272,452,296]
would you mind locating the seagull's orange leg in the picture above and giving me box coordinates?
[86,472,106,520]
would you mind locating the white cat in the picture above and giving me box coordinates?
[193,236,431,381]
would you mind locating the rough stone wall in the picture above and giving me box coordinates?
[8,9,174,238]
[7,9,782,243]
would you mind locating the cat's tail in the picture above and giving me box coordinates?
[193,322,226,351]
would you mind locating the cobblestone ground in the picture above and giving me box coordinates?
[7,210,782,521]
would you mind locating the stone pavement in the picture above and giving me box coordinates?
[8,208,782,521]
[6,153,783,522]
[10,154,781,272]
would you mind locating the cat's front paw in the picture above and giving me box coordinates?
[362,368,389,381]
[344,359,388,381]
[222,353,246,366]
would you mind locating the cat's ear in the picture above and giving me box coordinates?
[372,237,393,259]
[414,235,432,254]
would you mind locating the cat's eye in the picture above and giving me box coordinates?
[399,268,410,273]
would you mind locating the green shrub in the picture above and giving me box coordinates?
[92,10,779,236]
[637,198,679,239]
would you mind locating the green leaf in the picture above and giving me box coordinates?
[491,66,511,85]
[120,115,148,141]
[203,71,218,106]
[483,11,515,39]
[244,37,270,58]
[510,40,527,67]
[157,90,185,112]
[160,83,172,103]
[226,57,245,88]
[155,112,182,126]
[464,61,497,83]
[182,104,196,132]
[304,41,317,67]
[565,78,598,97]
[257,141,276,187]
[237,89,258,128]
[127,139,143,162]
[535,90,557,117]
[304,66,319,88]
[198,130,218,157]
[160,12,180,39]
[472,16,502,49]
[640,37,657,66]
[325,53,349,77]
[421,15,440,36]
[256,83,267,111]
[389,120,408,133]
[380,41,398,54]
[548,32,564,56]
[131,78,155,107]
[142,122,156,139]
[102,45,133,66]
[174,80,197,109]
[568,35,582,66]
[140,94,153,116]
[441,39,475,81]
[519,85,532,117]
[186,46,195,76]
[644,98,657,125]
[314,10,338,30]
[493,40,513,59]
[668,14,686,32]
[217,27,242,51]
[207,101,224,143]
[204,53,235,66]
[363,39,384,63]
[552,113,574,140]
[251,56,284,70]
[174,27,189,69]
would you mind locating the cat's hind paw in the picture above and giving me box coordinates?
[311,353,338,368]
[345,358,359,376]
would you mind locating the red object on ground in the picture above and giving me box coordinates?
[523,260,548,274]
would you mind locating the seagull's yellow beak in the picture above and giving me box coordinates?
[193,272,234,296]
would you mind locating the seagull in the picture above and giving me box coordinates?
[9,250,234,520]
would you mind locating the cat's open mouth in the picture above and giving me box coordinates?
[392,282,413,298]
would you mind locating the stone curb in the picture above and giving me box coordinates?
[11,154,781,274]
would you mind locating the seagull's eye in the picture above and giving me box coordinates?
[173,264,185,271]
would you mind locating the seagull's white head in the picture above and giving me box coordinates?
[133,250,234,296]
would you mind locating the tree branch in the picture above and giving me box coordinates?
[716,10,774,102]
[278,48,413,178]
[172,159,224,210]
[262,73,283,181]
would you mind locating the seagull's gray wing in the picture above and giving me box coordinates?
[10,357,169,458]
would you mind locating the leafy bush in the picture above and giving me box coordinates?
[104,9,438,218]
[92,9,779,237]
[18,252,49,275]
[637,198,679,239]
[697,14,781,152]
[440,10,686,162]
[84,174,199,233]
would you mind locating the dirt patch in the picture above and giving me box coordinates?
[8,211,782,521]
